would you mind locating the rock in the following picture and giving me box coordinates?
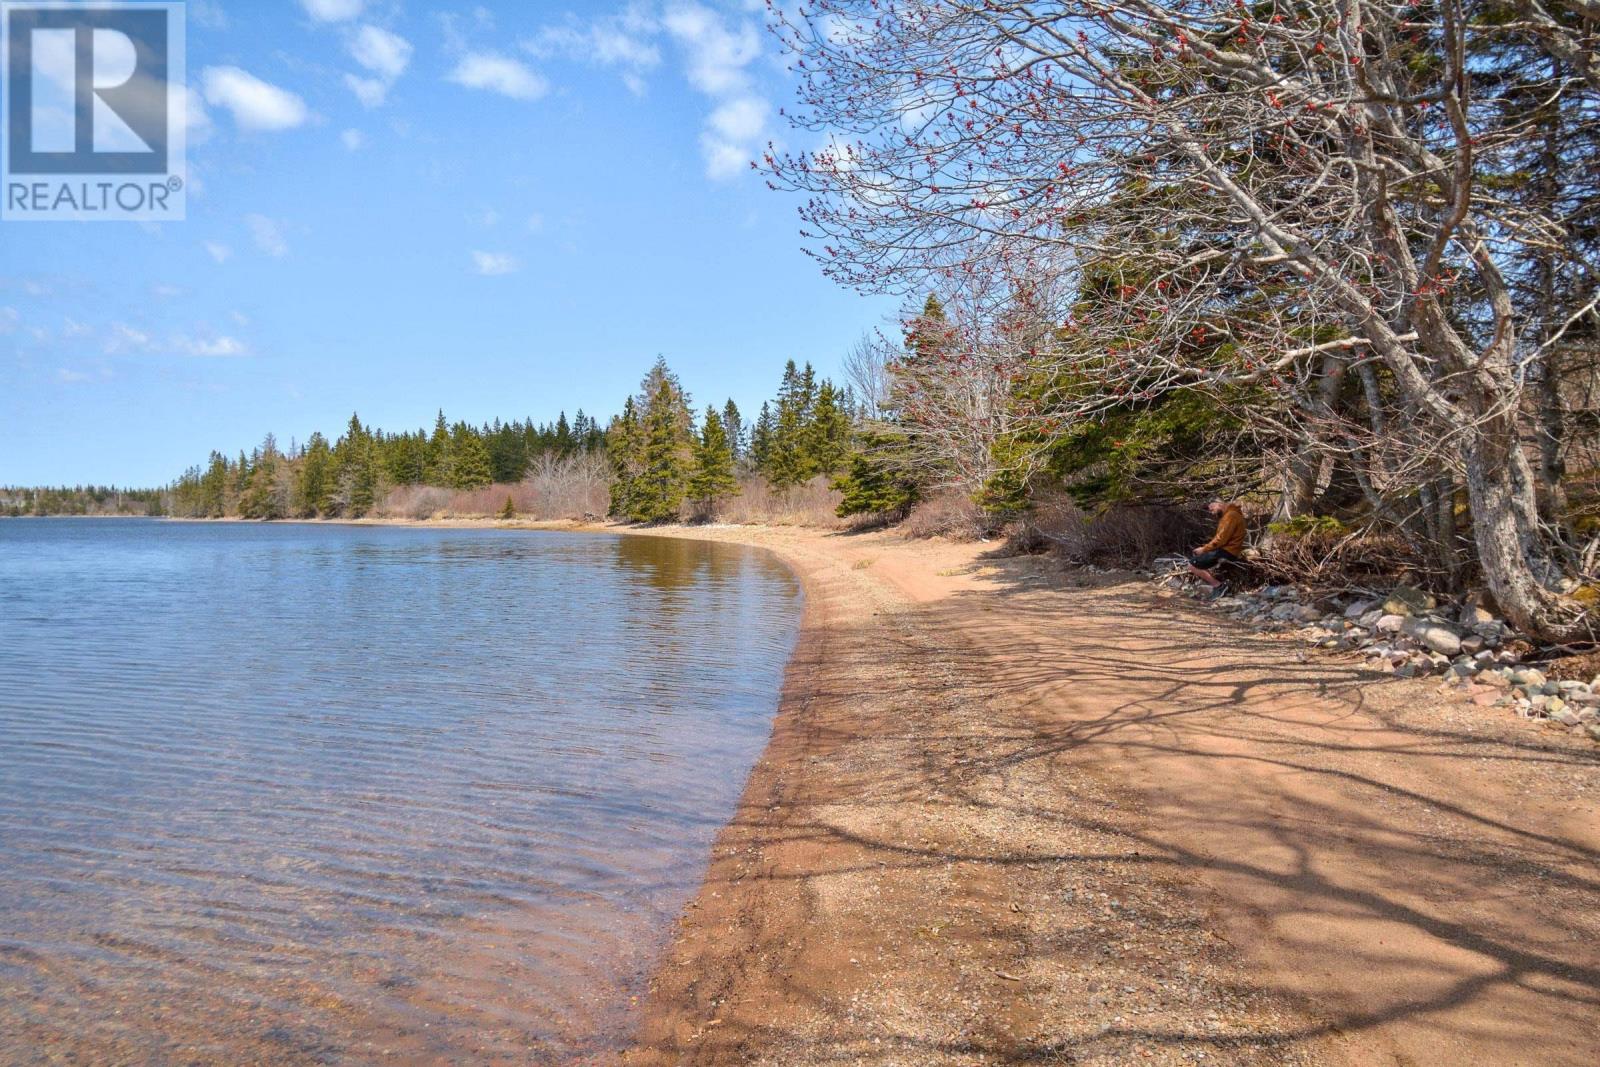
[1401,618,1462,656]
[1270,603,1300,621]
[1471,690,1504,707]
[1383,585,1436,617]
[1344,599,1376,618]
[1395,663,1419,679]
[1566,689,1600,706]
[1458,602,1498,628]
[1587,723,1600,743]
[1479,670,1512,688]
[1375,614,1406,634]
[1296,605,1323,623]
[1510,668,1548,688]
[1359,609,1385,628]
[1551,707,1580,727]
[1581,709,1600,724]
[1459,634,1485,655]
[1474,650,1496,662]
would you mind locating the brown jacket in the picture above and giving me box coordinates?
[1199,505,1246,556]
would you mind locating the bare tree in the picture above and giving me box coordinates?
[767,0,1600,640]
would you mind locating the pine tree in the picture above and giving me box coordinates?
[751,401,775,472]
[807,379,852,478]
[768,360,819,488]
[335,413,379,517]
[607,398,643,518]
[499,494,516,519]
[688,406,740,519]
[834,430,921,521]
[630,360,693,522]
[451,426,493,490]
[296,432,333,517]
[722,399,745,461]
[239,435,286,519]
[424,410,452,485]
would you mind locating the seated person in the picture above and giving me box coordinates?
[1190,500,1245,598]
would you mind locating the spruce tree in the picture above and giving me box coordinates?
[451,427,493,490]
[807,380,852,478]
[425,411,452,486]
[751,401,775,473]
[296,433,333,517]
[630,362,693,522]
[607,399,642,518]
[834,430,921,521]
[722,399,745,461]
[688,406,739,519]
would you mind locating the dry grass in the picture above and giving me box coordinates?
[713,475,844,528]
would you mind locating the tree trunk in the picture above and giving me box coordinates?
[1464,435,1589,641]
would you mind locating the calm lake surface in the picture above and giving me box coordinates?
[0,519,799,1064]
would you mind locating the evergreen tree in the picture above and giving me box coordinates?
[627,358,694,522]
[833,430,921,521]
[688,406,740,519]
[722,399,745,461]
[239,435,286,519]
[335,413,379,517]
[451,425,493,490]
[499,494,516,519]
[807,380,852,478]
[424,411,452,485]
[768,360,819,487]
[751,401,775,472]
[296,432,334,517]
[607,399,642,518]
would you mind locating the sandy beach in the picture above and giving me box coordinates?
[535,520,1600,1067]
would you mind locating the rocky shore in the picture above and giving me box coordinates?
[1166,577,1600,744]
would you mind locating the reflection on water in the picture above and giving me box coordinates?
[0,520,799,1064]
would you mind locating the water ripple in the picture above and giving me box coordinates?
[0,519,799,1064]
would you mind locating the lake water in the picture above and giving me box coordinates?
[0,519,800,1064]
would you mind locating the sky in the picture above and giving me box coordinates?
[0,0,895,487]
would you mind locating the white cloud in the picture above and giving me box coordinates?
[105,323,152,354]
[0,306,18,334]
[700,135,749,180]
[202,66,309,131]
[190,1,228,31]
[174,334,248,358]
[662,3,761,96]
[56,368,92,384]
[350,24,412,80]
[654,5,773,180]
[526,7,661,93]
[152,284,183,298]
[63,317,92,337]
[448,53,548,101]
[204,241,233,264]
[245,214,289,258]
[471,251,520,276]
[344,73,389,107]
[526,212,545,233]
[708,96,767,142]
[341,128,366,151]
[300,0,363,22]
[182,86,213,144]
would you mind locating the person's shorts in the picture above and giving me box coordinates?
[1190,548,1240,571]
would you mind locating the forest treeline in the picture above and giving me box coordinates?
[165,411,606,520]
[1,486,166,518]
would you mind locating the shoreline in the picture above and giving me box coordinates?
[23,515,1599,1064]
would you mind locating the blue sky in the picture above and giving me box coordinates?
[0,0,894,486]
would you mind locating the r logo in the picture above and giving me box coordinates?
[6,5,168,174]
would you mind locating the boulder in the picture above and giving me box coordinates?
[1383,585,1436,617]
[1401,618,1463,656]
